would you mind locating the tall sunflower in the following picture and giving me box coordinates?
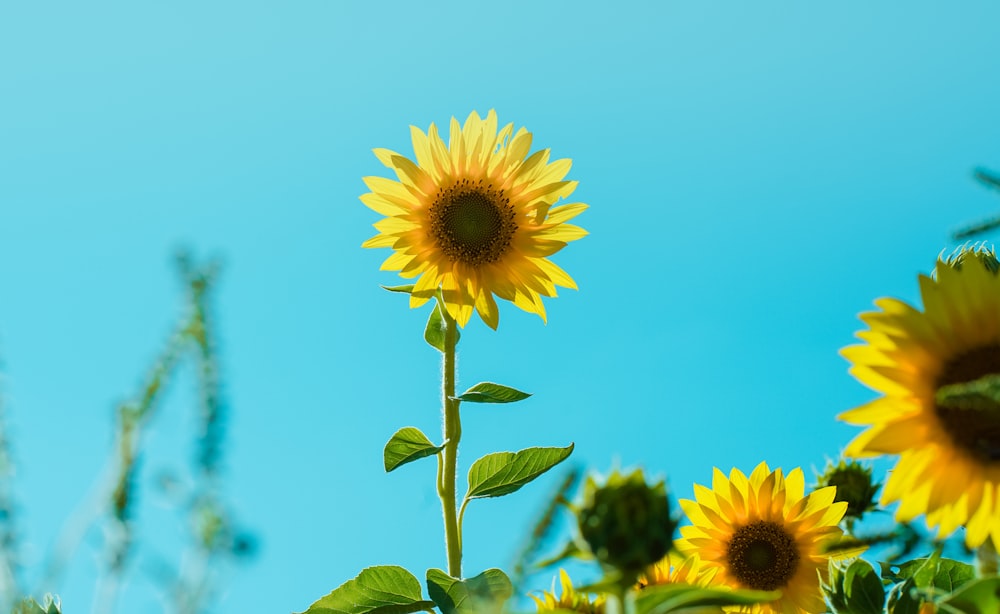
[676,462,849,614]
[840,247,1000,549]
[361,110,587,329]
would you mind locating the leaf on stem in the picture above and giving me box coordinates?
[383,427,445,472]
[424,302,459,352]
[381,285,415,294]
[634,584,779,614]
[426,568,513,614]
[298,565,435,614]
[466,444,574,499]
[938,577,1000,614]
[454,382,531,404]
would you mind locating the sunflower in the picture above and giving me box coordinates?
[360,110,587,329]
[676,462,849,614]
[531,569,605,614]
[840,247,1000,549]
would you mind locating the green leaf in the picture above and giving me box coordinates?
[426,568,513,614]
[888,554,974,593]
[843,559,885,614]
[466,444,574,499]
[383,427,445,472]
[635,584,779,614]
[454,382,531,404]
[381,285,414,294]
[912,548,942,589]
[299,565,436,614]
[926,558,975,593]
[938,577,1000,614]
[886,579,921,614]
[424,302,459,352]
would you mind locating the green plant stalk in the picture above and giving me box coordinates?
[976,539,999,577]
[437,308,463,578]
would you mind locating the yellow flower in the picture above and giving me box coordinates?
[840,247,1000,549]
[360,110,587,329]
[531,569,605,614]
[676,462,849,614]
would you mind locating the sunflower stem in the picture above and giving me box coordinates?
[438,306,463,578]
[976,539,999,577]
[608,581,633,614]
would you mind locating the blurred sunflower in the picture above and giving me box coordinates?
[676,463,850,614]
[361,110,587,329]
[637,552,710,589]
[531,569,605,614]
[840,246,1000,549]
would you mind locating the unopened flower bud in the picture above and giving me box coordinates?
[577,469,676,576]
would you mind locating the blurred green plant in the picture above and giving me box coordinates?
[953,167,1000,239]
[0,251,254,613]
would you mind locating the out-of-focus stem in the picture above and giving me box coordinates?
[976,539,999,577]
[0,351,23,610]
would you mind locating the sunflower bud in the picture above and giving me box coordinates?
[576,469,676,576]
[940,244,1000,275]
[816,459,880,521]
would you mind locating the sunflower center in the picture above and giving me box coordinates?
[428,178,517,266]
[935,344,1000,463]
[726,521,800,591]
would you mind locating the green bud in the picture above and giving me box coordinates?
[816,459,880,521]
[576,468,676,577]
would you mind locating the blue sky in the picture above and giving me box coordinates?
[2,1,1000,612]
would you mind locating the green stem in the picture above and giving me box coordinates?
[437,305,463,578]
[976,539,999,577]
[608,581,631,614]
[457,497,470,550]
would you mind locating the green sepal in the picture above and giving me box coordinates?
[381,285,414,294]
[466,444,574,499]
[425,568,513,614]
[298,565,436,614]
[937,576,1000,614]
[454,382,531,404]
[424,302,459,352]
[634,584,780,614]
[12,596,62,614]
[383,427,445,472]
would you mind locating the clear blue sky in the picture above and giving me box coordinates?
[2,1,1000,612]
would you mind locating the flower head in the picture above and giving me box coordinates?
[815,459,880,521]
[577,469,677,578]
[676,462,850,614]
[531,569,605,614]
[361,110,587,329]
[840,246,1000,549]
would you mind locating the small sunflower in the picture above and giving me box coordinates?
[676,462,849,614]
[361,110,587,329]
[840,246,1000,549]
[531,569,605,614]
